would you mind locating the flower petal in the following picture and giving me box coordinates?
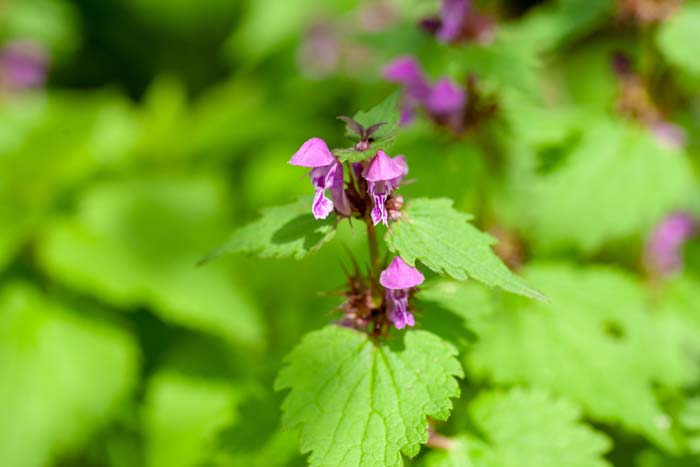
[289,137,335,167]
[380,256,425,289]
[426,78,466,115]
[363,151,406,182]
[438,0,469,43]
[312,189,334,219]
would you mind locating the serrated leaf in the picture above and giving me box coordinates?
[657,4,700,75]
[143,372,240,467]
[275,326,463,467]
[353,92,401,141]
[466,262,696,448]
[36,177,264,347]
[423,389,611,467]
[0,282,138,467]
[206,197,337,261]
[385,198,545,301]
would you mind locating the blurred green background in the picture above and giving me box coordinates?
[2,0,700,466]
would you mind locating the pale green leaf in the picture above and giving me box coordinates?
[423,389,611,467]
[275,326,463,467]
[496,117,694,252]
[385,198,545,301]
[205,197,337,262]
[352,92,401,141]
[36,177,264,347]
[467,262,696,448]
[0,283,138,467]
[657,4,700,75]
[143,372,239,467]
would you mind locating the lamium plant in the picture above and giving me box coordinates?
[206,93,545,467]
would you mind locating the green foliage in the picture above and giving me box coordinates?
[386,198,545,300]
[496,116,694,252]
[423,388,612,467]
[3,0,700,465]
[276,326,463,467]
[37,177,264,347]
[657,3,700,75]
[463,263,697,447]
[143,371,239,467]
[0,283,138,467]
[334,92,401,163]
[207,197,338,261]
[351,91,401,141]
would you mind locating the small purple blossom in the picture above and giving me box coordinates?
[289,137,351,219]
[645,212,697,276]
[362,151,408,226]
[383,56,466,128]
[426,78,467,115]
[420,0,494,45]
[383,56,431,101]
[0,40,48,91]
[380,257,424,330]
[438,0,469,43]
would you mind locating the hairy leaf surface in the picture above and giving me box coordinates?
[276,326,463,467]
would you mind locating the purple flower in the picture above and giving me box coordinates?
[426,78,466,115]
[383,56,431,101]
[380,256,425,329]
[383,56,466,128]
[0,40,48,91]
[438,0,469,43]
[645,212,696,276]
[289,138,351,219]
[362,151,408,225]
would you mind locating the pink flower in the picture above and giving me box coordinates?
[362,151,408,225]
[383,56,466,127]
[380,257,424,329]
[645,212,696,276]
[289,138,351,219]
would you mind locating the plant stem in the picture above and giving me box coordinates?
[366,219,381,276]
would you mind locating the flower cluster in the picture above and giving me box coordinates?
[382,56,498,135]
[383,56,466,129]
[289,137,407,226]
[289,135,425,332]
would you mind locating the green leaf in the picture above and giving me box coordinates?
[385,198,545,301]
[333,92,401,163]
[353,92,401,141]
[657,4,700,75]
[0,92,136,271]
[0,282,138,467]
[143,371,240,467]
[333,133,399,163]
[423,389,611,467]
[637,450,700,467]
[275,326,463,467]
[496,117,694,252]
[37,177,264,347]
[204,197,337,262]
[466,262,696,448]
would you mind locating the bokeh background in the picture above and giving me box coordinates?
[2,0,700,466]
